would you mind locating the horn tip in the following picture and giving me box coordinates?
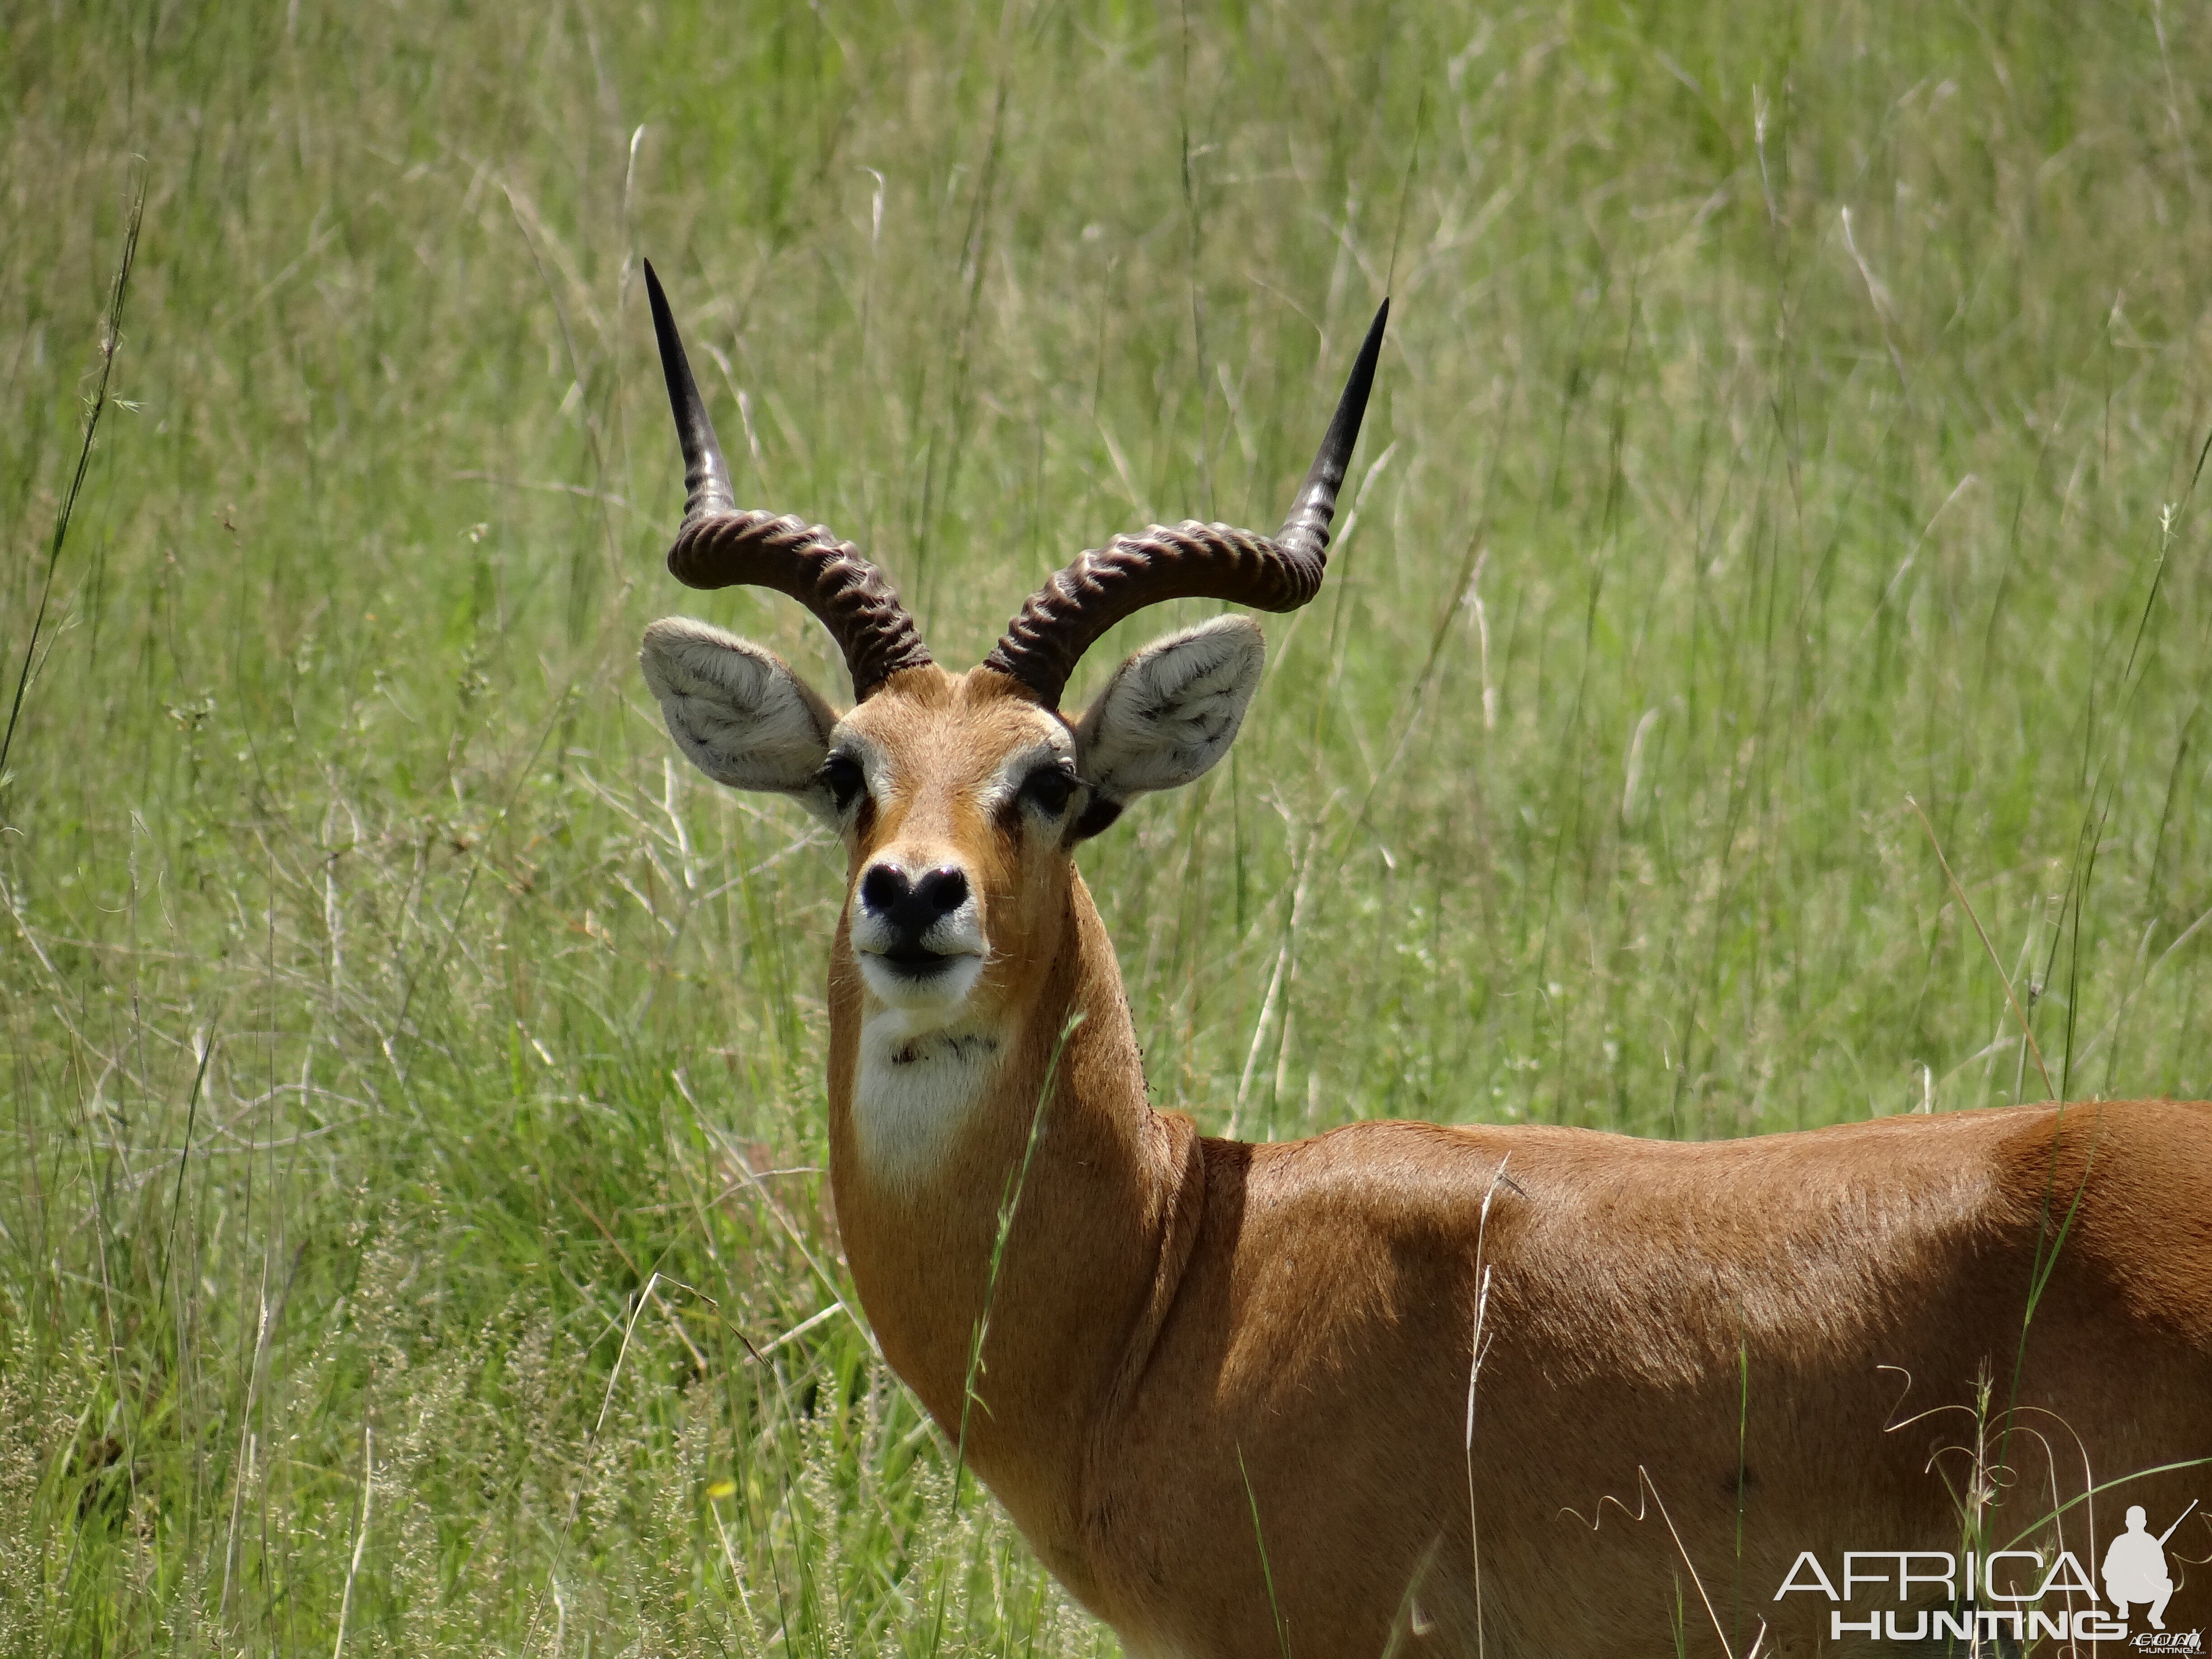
[1319,297,1389,478]
[1351,297,1389,391]
[645,263,680,368]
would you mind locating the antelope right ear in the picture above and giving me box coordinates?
[1072,616,1265,831]
[640,618,839,804]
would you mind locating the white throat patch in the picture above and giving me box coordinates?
[852,1008,1007,1186]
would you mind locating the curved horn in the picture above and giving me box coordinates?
[644,260,932,700]
[980,298,1387,707]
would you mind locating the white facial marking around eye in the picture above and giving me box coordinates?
[832,729,892,808]
[852,1008,1007,1185]
[977,735,1078,815]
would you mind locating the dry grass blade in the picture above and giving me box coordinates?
[1,174,145,787]
[1907,794,2058,1104]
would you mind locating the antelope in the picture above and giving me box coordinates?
[633,262,2212,1658]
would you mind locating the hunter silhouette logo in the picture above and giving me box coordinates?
[2108,1502,2198,1630]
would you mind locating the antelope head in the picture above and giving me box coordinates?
[637,264,1384,1123]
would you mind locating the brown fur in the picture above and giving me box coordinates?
[805,667,2212,1659]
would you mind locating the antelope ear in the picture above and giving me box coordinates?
[1073,616,1265,816]
[640,617,838,802]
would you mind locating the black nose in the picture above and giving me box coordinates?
[860,863,969,945]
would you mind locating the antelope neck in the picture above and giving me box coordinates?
[824,867,1190,1532]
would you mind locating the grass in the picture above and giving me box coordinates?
[4,0,2212,1651]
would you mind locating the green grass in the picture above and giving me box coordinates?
[5,0,2211,1651]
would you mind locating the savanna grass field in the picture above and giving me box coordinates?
[6,1,2212,1652]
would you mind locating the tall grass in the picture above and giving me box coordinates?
[3,0,2209,1651]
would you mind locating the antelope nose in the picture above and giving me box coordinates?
[911,867,969,918]
[860,864,969,941]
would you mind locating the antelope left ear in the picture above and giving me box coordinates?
[1072,616,1265,832]
[639,616,839,800]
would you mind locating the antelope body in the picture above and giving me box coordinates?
[633,265,2212,1657]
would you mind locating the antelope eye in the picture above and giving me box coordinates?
[819,754,866,812]
[1020,765,1078,817]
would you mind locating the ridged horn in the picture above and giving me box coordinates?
[979,298,1387,707]
[644,260,932,700]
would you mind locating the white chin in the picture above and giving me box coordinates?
[857,952,984,1015]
